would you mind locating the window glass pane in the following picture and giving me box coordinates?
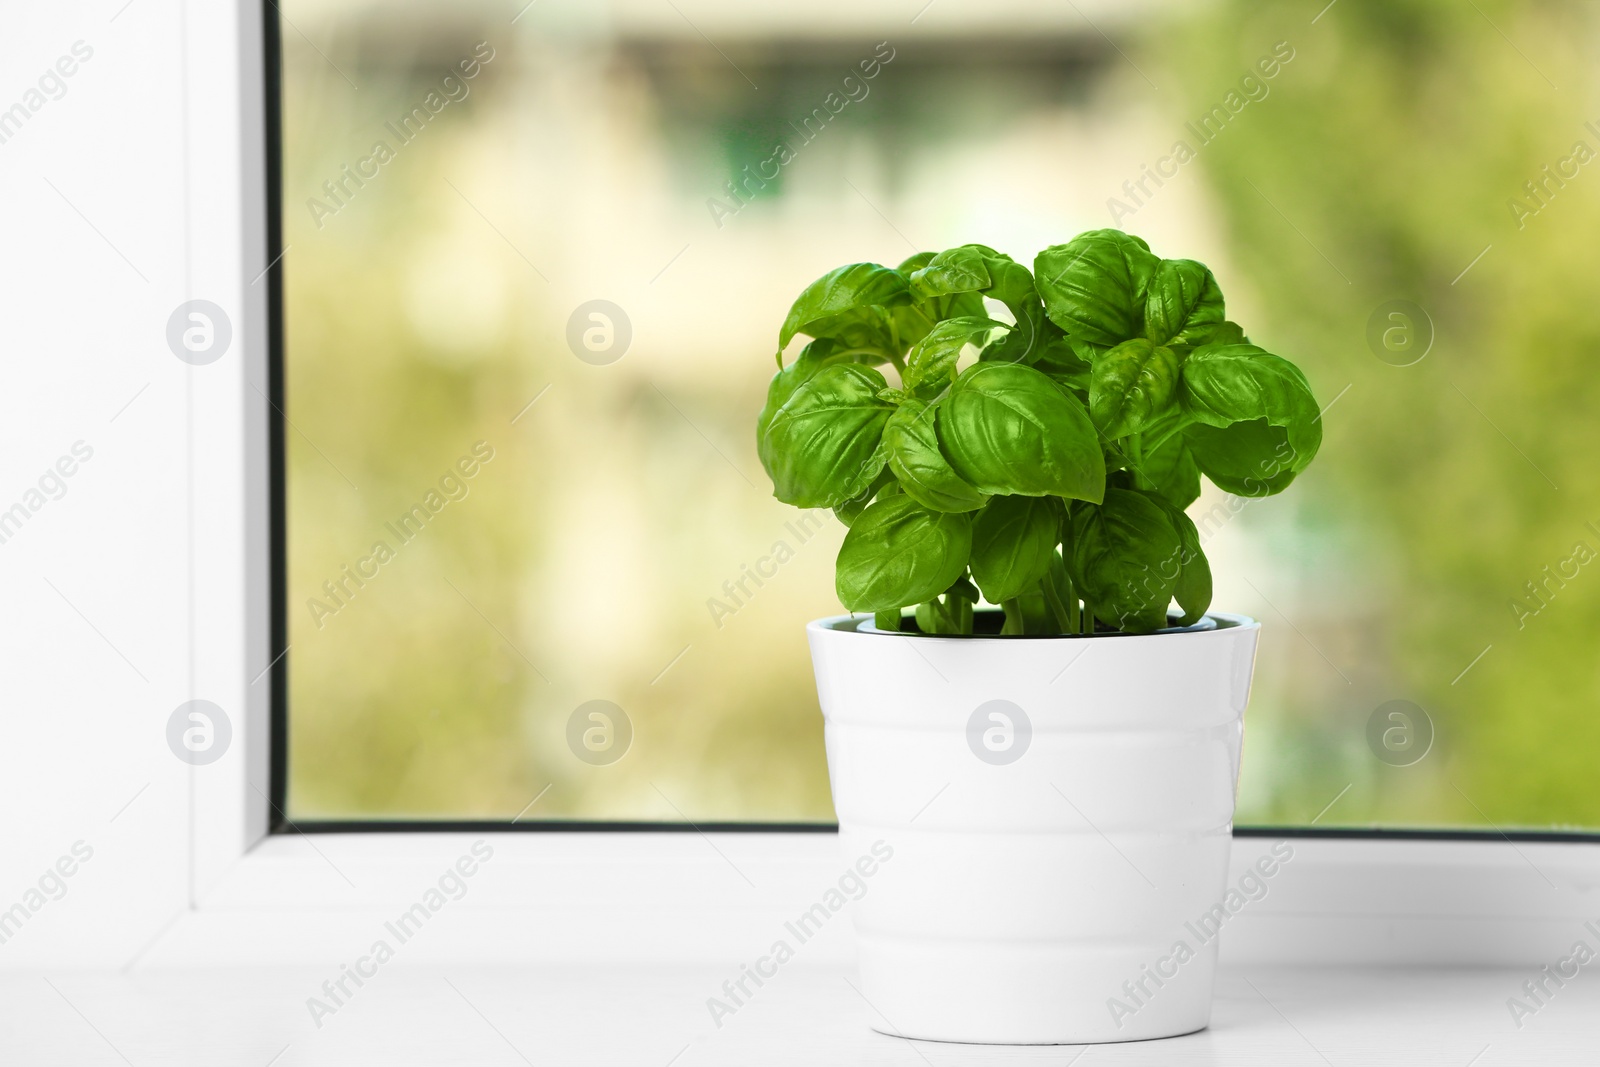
[281,0,1599,829]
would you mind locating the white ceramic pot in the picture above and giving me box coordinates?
[808,611,1261,1045]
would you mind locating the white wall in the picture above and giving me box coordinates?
[0,0,259,965]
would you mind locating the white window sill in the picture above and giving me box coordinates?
[9,963,1585,1064]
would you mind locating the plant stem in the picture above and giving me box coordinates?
[1127,433,1152,490]
[887,318,906,377]
[1042,576,1072,634]
[1001,598,1024,635]
[1061,570,1082,634]
[874,610,900,632]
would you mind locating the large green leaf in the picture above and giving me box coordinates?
[757,363,892,507]
[882,397,988,513]
[1066,488,1182,633]
[907,245,990,298]
[778,263,911,352]
[1180,343,1320,436]
[935,363,1106,501]
[835,496,973,612]
[969,495,1064,603]
[1185,419,1306,497]
[1089,337,1181,439]
[1144,258,1225,349]
[1179,343,1321,495]
[756,339,848,442]
[1035,230,1160,350]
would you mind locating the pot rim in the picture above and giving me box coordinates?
[811,610,1259,641]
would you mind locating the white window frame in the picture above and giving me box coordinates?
[4,0,1594,972]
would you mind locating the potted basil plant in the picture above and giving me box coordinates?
[756,230,1320,1044]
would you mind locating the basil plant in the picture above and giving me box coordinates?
[756,231,1320,635]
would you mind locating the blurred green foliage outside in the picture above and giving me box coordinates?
[281,0,1600,829]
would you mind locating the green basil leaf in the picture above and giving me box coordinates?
[1154,497,1212,626]
[936,363,1106,501]
[979,258,1053,367]
[907,245,990,299]
[881,253,984,351]
[1179,343,1321,493]
[902,316,1012,396]
[757,339,846,442]
[911,245,1052,366]
[758,363,893,507]
[1145,258,1225,348]
[835,495,973,612]
[883,397,989,513]
[938,290,990,319]
[1184,419,1305,497]
[1180,343,1319,435]
[969,495,1064,603]
[1185,319,1246,349]
[1089,337,1181,439]
[1140,431,1202,508]
[1066,487,1182,633]
[799,305,897,360]
[779,263,911,352]
[1034,230,1160,351]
